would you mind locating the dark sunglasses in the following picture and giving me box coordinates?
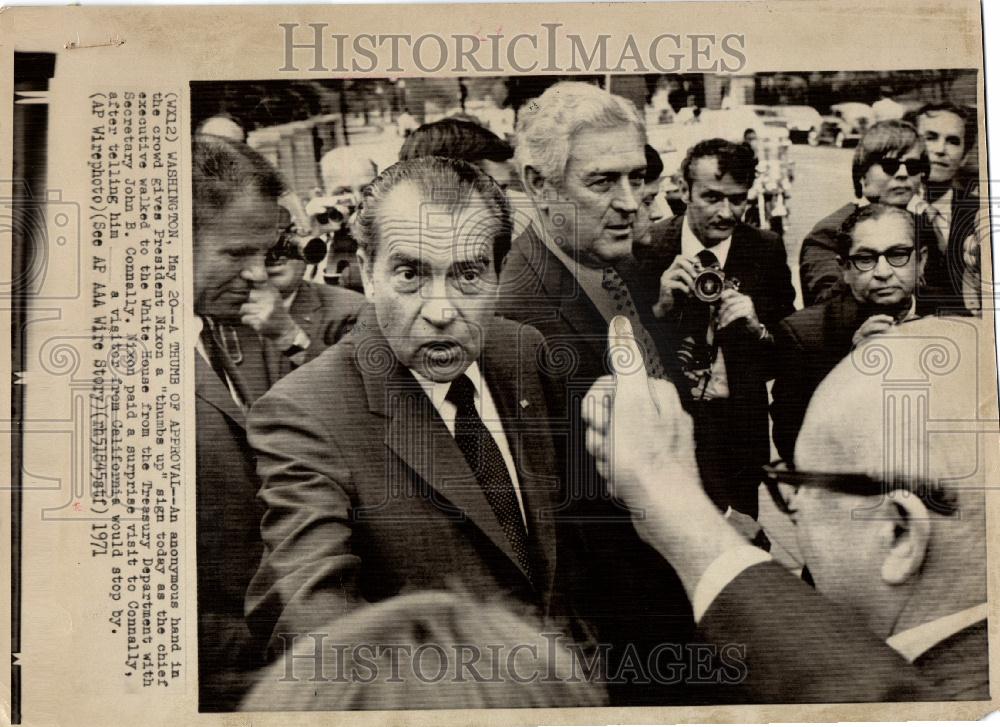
[876,157,928,177]
[845,247,915,272]
[762,460,958,517]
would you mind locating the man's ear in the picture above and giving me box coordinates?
[916,244,929,279]
[880,489,932,586]
[680,178,691,206]
[523,165,550,210]
[355,249,376,302]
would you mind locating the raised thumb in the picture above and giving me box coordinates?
[608,315,651,402]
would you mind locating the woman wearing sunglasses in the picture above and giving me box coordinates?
[799,119,939,307]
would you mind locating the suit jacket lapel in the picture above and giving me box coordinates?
[517,226,609,363]
[354,309,531,581]
[195,353,246,429]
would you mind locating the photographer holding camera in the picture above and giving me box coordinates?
[216,190,363,402]
[639,138,795,519]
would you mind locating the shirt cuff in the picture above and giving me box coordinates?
[692,545,772,623]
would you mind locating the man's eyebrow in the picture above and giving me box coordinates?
[385,250,423,267]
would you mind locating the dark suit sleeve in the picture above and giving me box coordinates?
[799,221,844,307]
[737,232,796,383]
[698,562,932,702]
[769,319,808,463]
[245,385,367,652]
[313,288,366,348]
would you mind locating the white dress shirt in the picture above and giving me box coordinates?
[411,363,527,526]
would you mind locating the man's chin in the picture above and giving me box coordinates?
[413,347,472,382]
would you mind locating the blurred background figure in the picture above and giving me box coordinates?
[398,116,518,192]
[310,146,380,291]
[904,102,981,311]
[632,144,671,252]
[197,113,246,142]
[872,85,906,122]
[241,591,607,710]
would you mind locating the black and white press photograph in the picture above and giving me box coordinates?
[189,68,990,712]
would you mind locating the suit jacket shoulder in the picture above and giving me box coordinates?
[698,561,934,703]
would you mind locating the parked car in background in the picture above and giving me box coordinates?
[817,102,873,147]
[772,105,823,144]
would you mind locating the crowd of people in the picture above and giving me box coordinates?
[191,81,988,711]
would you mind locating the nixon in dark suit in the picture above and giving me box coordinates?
[247,158,593,680]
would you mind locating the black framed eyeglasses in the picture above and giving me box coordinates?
[876,157,928,178]
[845,247,915,272]
[762,460,958,517]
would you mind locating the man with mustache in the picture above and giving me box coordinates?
[638,138,795,520]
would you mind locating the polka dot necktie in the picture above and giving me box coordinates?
[601,267,665,379]
[446,374,534,586]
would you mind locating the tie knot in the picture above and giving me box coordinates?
[697,249,720,268]
[446,373,477,411]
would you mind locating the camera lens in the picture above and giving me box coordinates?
[693,269,724,303]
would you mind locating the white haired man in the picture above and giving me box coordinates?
[499,81,694,705]
[583,315,989,702]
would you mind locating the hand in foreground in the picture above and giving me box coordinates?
[852,314,895,348]
[581,316,747,595]
[241,283,300,341]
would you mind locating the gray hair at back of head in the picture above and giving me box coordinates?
[515,81,645,186]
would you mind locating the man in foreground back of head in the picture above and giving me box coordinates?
[583,315,989,702]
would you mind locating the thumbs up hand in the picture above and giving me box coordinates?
[582,316,699,523]
[581,315,749,597]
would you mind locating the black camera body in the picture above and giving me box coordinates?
[691,262,739,303]
[265,227,328,267]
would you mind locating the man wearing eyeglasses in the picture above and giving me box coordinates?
[583,315,989,702]
[799,120,939,307]
[771,203,928,462]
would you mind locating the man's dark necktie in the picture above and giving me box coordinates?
[601,266,665,379]
[446,373,534,586]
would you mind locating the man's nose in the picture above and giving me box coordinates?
[716,198,735,219]
[420,278,457,327]
[242,255,268,284]
[872,254,894,278]
[612,178,639,213]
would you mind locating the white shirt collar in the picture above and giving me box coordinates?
[681,213,733,269]
[410,362,483,411]
[886,602,988,662]
[927,187,954,224]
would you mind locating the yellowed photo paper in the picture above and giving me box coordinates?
[1,1,997,724]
